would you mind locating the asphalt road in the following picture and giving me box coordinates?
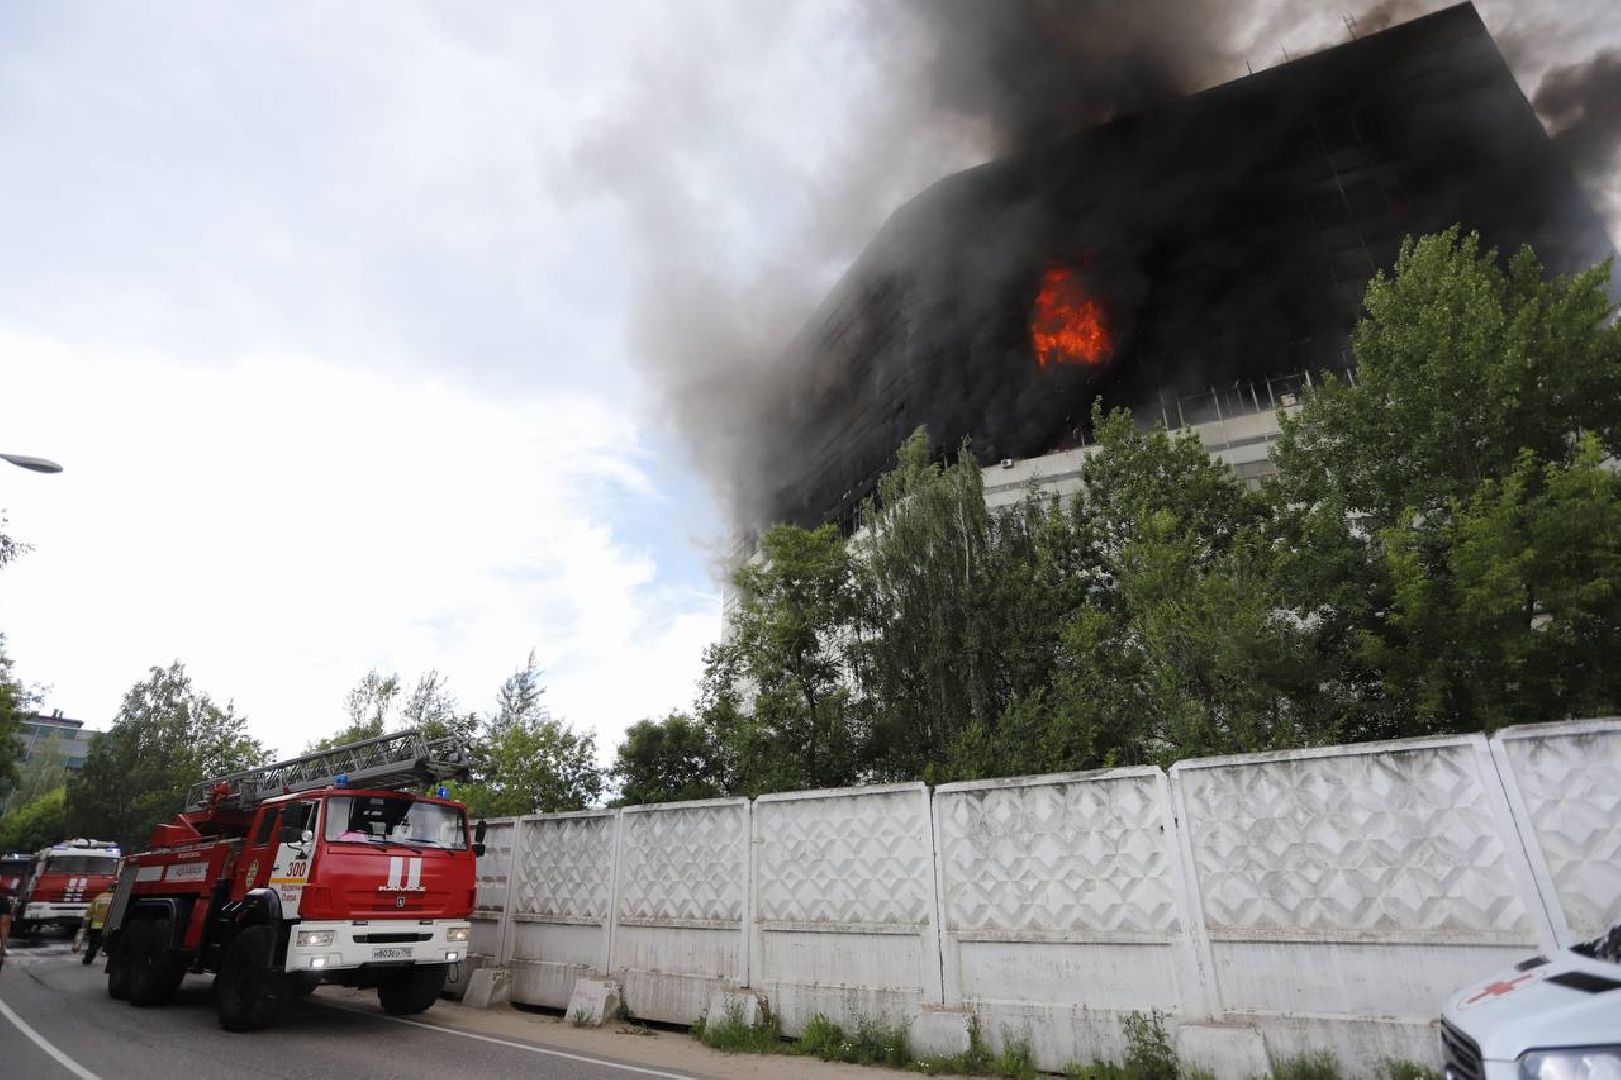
[0,939,701,1080]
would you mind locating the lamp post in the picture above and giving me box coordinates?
[0,453,63,474]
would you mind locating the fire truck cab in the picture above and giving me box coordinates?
[1,852,35,897]
[103,731,483,1031]
[14,839,121,938]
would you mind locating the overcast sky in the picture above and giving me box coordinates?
[1,1,1616,764]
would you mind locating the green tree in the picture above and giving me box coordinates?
[0,510,27,571]
[490,650,546,734]
[447,654,602,817]
[0,635,35,795]
[457,717,600,817]
[65,662,268,851]
[401,670,478,746]
[0,787,66,852]
[306,669,401,751]
[610,712,728,806]
[851,430,1003,781]
[1270,227,1621,736]
[1273,227,1621,527]
[1369,439,1621,731]
[8,734,69,808]
[722,521,864,791]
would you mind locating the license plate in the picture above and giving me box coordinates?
[372,947,411,960]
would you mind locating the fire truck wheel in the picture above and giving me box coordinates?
[215,925,287,1033]
[127,917,185,1007]
[107,934,135,1001]
[377,964,448,1016]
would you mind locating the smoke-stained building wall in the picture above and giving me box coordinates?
[756,3,1614,531]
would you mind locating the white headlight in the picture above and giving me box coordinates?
[1521,1049,1621,1080]
[447,926,470,943]
[296,929,337,948]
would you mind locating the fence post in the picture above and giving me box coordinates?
[1165,765,1220,1021]
[499,819,522,967]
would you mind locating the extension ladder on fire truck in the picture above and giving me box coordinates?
[183,729,470,811]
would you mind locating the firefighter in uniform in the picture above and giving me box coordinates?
[81,889,113,964]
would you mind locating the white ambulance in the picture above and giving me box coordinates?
[1441,923,1621,1080]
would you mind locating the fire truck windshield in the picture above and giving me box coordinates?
[43,854,118,875]
[323,795,468,850]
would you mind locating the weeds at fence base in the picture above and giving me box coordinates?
[689,1002,1429,1080]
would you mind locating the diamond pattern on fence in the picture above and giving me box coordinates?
[475,820,517,911]
[756,792,931,927]
[617,804,746,923]
[1499,726,1621,940]
[512,814,615,920]
[1178,744,1532,939]
[937,776,1179,936]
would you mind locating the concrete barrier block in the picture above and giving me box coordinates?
[461,966,511,1010]
[566,976,622,1027]
[703,988,768,1030]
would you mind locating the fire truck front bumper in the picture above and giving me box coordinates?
[284,920,474,973]
[22,902,88,928]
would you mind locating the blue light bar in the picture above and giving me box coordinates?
[435,786,450,799]
[335,773,350,788]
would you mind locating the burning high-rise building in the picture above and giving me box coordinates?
[753,3,1614,531]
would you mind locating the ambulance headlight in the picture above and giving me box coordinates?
[446,926,470,943]
[296,930,337,948]
[1520,1049,1621,1080]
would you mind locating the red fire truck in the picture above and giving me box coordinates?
[102,730,486,1031]
[14,839,122,938]
[1,852,34,897]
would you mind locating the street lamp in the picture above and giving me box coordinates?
[1,453,63,474]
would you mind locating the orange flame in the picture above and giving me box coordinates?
[1031,266,1111,367]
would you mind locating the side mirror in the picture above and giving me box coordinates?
[474,819,488,844]
[472,842,487,858]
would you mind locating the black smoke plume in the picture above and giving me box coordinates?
[1536,50,1621,214]
[575,1,1620,533]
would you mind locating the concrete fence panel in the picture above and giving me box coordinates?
[508,809,620,1009]
[751,783,944,1034]
[611,798,751,1024]
[934,768,1201,1065]
[1170,736,1550,1066]
[472,817,518,964]
[1492,718,1621,945]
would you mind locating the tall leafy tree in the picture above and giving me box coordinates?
[723,521,864,791]
[305,669,401,751]
[1370,439,1621,731]
[610,712,728,806]
[0,635,34,795]
[401,670,478,745]
[1273,227,1621,527]
[458,715,601,817]
[0,787,66,852]
[1271,227,1621,735]
[851,431,1003,781]
[65,662,268,851]
[446,654,602,817]
[491,650,547,734]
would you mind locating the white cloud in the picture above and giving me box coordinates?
[0,329,721,761]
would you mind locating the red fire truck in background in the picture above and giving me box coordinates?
[13,839,122,938]
[103,730,486,1031]
[1,852,34,897]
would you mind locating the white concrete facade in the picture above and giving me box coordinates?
[981,403,1296,513]
[462,718,1620,1076]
